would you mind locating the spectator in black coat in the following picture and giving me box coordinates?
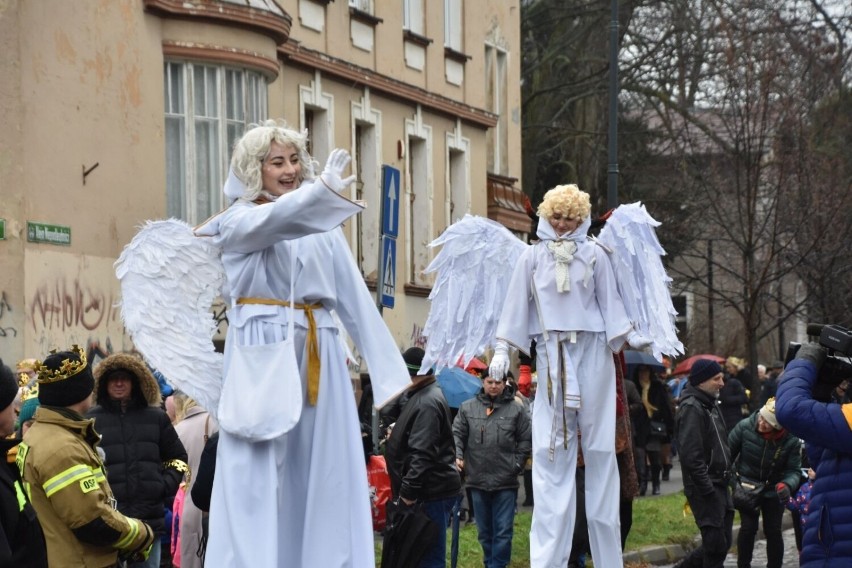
[674,359,734,568]
[88,354,187,568]
[0,359,47,567]
[718,372,749,434]
[383,347,462,568]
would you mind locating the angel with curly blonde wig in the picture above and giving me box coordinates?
[229,119,319,202]
[536,184,592,221]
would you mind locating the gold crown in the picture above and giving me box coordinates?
[34,345,88,384]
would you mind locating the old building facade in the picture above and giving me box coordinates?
[0,0,525,372]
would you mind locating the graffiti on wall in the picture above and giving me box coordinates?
[0,292,17,338]
[30,278,119,333]
[21,251,132,358]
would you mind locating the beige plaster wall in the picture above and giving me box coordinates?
[0,0,27,360]
[23,250,132,359]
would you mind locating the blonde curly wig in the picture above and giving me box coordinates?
[230,119,319,201]
[536,184,592,221]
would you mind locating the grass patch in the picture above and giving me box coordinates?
[626,491,700,551]
[376,494,708,567]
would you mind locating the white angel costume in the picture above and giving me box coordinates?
[496,215,631,568]
[186,179,410,567]
[419,206,683,568]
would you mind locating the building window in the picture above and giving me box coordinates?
[300,72,334,167]
[405,108,433,287]
[446,121,470,225]
[404,0,425,35]
[444,0,462,51]
[164,61,266,223]
[351,90,382,282]
[484,43,508,175]
[349,0,372,13]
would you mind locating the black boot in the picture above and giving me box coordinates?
[652,481,661,495]
[652,465,662,495]
[639,480,648,496]
[522,469,534,506]
[662,464,672,481]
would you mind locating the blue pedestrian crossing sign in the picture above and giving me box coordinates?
[381,165,401,238]
[379,236,396,309]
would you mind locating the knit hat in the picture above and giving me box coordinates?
[18,394,40,424]
[36,345,95,407]
[689,359,723,386]
[0,360,17,411]
[759,397,781,429]
[402,347,430,377]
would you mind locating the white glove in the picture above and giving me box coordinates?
[320,148,357,193]
[489,341,510,381]
[627,330,653,352]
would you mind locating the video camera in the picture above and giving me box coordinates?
[785,324,852,390]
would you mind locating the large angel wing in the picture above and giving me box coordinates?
[597,203,684,360]
[115,219,225,417]
[420,215,529,372]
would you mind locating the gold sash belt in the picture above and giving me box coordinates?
[236,297,323,405]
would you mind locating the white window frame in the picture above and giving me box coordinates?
[484,42,508,175]
[446,119,471,225]
[349,0,372,13]
[404,0,425,35]
[350,89,383,280]
[164,61,267,224]
[444,0,462,51]
[299,71,334,168]
[405,106,433,286]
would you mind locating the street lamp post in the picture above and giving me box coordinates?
[607,0,619,210]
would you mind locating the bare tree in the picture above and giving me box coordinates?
[620,0,851,381]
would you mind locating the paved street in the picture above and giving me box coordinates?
[657,527,800,567]
[516,455,803,567]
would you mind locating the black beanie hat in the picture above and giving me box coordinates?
[402,347,431,377]
[0,360,18,411]
[689,359,722,386]
[37,348,95,407]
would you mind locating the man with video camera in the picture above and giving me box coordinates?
[775,325,852,567]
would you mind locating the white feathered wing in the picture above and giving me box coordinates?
[115,219,225,417]
[597,202,684,360]
[420,215,528,373]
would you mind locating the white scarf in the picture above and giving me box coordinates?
[546,240,578,293]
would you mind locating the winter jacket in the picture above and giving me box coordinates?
[0,438,47,568]
[776,358,852,567]
[384,377,462,502]
[18,407,153,568]
[173,407,217,568]
[718,375,749,432]
[87,354,187,536]
[629,374,674,447]
[675,383,732,495]
[727,413,801,496]
[453,384,532,491]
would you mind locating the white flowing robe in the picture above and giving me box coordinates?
[496,216,632,568]
[200,180,410,567]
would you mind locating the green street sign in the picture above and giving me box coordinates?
[0,219,5,240]
[27,221,71,246]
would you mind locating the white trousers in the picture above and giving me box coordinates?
[530,332,623,568]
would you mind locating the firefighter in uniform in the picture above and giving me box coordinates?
[17,346,154,568]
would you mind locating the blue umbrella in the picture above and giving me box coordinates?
[623,350,665,371]
[436,367,482,408]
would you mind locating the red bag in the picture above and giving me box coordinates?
[367,455,392,532]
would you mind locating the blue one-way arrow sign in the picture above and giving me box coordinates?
[381,165,400,238]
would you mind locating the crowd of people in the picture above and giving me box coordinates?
[1,119,849,568]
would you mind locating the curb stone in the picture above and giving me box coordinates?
[622,511,795,565]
